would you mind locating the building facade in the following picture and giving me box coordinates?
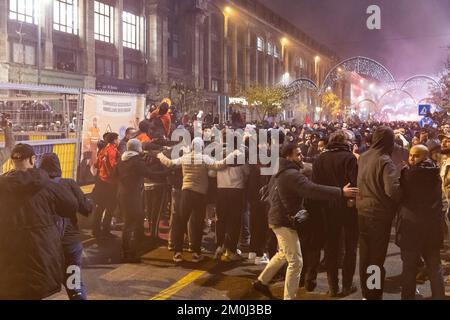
[0,0,336,121]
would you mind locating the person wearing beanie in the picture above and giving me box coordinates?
[40,153,93,300]
[157,138,240,263]
[115,139,168,263]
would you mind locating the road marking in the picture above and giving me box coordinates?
[150,261,215,300]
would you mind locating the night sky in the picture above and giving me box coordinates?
[259,0,450,81]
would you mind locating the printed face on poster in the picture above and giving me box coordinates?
[78,93,144,185]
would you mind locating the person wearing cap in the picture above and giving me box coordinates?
[0,116,15,175]
[115,139,169,263]
[0,144,78,300]
[40,153,93,300]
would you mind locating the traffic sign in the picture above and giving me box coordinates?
[419,117,433,127]
[418,104,431,116]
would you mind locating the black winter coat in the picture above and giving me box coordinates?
[0,169,78,300]
[40,152,94,245]
[268,158,342,229]
[356,126,401,221]
[396,160,444,250]
[116,153,168,217]
[312,143,358,213]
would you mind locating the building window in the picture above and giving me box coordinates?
[53,0,79,35]
[94,1,114,43]
[257,37,264,52]
[267,42,273,56]
[9,0,37,24]
[55,49,77,72]
[96,56,115,77]
[11,42,35,65]
[124,62,140,81]
[211,79,219,92]
[123,11,141,50]
[274,46,279,59]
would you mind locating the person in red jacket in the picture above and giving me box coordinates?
[150,102,172,138]
[91,132,120,239]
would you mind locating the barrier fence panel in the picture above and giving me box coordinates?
[0,83,82,179]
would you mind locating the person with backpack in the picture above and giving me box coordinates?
[253,143,359,300]
[91,132,119,239]
[40,153,93,300]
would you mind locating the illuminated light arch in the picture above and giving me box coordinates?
[401,75,440,91]
[378,88,417,105]
[321,56,396,93]
[284,77,319,97]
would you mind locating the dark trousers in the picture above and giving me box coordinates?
[121,197,145,258]
[216,189,245,252]
[358,215,392,300]
[173,189,206,254]
[324,209,359,290]
[299,210,325,284]
[240,205,251,245]
[267,230,278,259]
[401,247,445,300]
[92,180,117,235]
[63,241,87,300]
[249,201,269,256]
[145,185,168,239]
[92,202,116,235]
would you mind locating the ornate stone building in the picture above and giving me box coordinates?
[0,0,337,120]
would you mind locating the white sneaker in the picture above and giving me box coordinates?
[248,252,257,261]
[236,249,242,255]
[214,246,224,260]
[255,254,270,265]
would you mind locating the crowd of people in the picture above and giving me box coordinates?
[0,101,449,300]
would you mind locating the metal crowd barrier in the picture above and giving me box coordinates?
[1,139,77,179]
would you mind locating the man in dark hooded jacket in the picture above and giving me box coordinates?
[397,145,445,300]
[356,126,402,300]
[40,153,93,300]
[0,144,78,300]
[253,143,358,300]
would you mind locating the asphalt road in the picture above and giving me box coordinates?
[48,216,450,300]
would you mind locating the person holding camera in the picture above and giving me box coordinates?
[0,115,15,175]
[253,143,359,300]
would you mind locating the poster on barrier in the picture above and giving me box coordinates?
[78,93,145,185]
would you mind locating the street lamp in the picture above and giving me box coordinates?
[224,6,232,15]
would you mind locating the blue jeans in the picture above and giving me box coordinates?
[63,241,87,300]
